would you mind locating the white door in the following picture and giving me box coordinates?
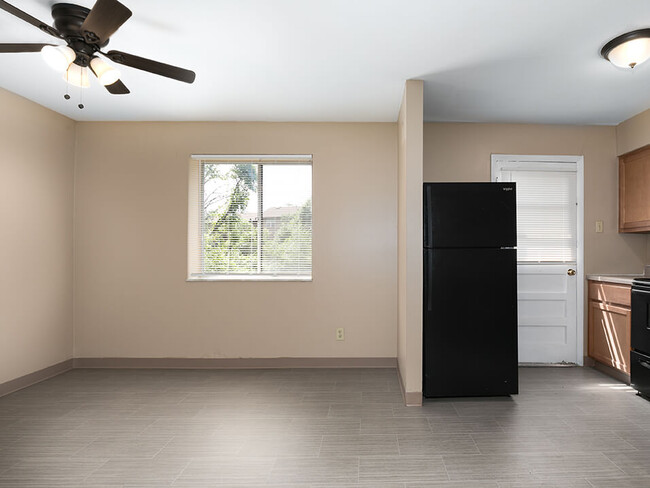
[517,265,577,363]
[492,156,584,365]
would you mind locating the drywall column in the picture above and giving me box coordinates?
[0,88,75,388]
[397,80,424,406]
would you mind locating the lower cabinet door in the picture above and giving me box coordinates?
[588,299,631,374]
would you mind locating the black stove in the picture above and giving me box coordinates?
[631,278,650,399]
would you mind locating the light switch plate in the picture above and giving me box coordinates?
[595,220,603,233]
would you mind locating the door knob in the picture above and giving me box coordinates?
[567,269,576,276]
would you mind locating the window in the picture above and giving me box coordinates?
[494,160,578,263]
[188,155,312,280]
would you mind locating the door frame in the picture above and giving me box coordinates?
[490,154,585,366]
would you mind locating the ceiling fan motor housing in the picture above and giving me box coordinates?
[52,3,108,67]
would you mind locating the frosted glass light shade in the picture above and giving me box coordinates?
[63,64,90,88]
[90,57,120,85]
[608,37,650,68]
[602,29,650,69]
[41,45,75,72]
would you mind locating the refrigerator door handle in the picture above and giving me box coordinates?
[426,263,434,311]
[423,185,433,248]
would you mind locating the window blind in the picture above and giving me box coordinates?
[498,164,577,263]
[190,157,312,279]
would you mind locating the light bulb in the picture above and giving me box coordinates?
[41,45,76,72]
[607,37,650,69]
[63,64,90,88]
[90,57,120,86]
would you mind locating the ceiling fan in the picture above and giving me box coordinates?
[0,0,195,97]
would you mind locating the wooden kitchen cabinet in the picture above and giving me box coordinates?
[619,145,650,232]
[588,280,631,375]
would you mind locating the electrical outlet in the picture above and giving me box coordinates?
[336,328,345,341]
[595,220,603,233]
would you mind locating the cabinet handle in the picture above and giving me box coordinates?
[641,361,650,370]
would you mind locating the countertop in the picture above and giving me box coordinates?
[586,274,644,285]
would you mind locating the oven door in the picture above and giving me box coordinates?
[631,286,650,354]
[631,350,650,398]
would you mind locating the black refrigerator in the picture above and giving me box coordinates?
[423,182,518,398]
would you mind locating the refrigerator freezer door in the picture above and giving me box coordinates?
[424,182,516,249]
[423,247,518,397]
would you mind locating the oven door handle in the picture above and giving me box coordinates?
[632,288,650,295]
[640,360,650,370]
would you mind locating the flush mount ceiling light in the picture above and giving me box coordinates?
[601,28,650,69]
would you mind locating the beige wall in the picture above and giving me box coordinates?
[616,108,650,156]
[424,122,647,275]
[423,122,647,356]
[397,80,423,403]
[0,88,75,384]
[7,85,647,389]
[73,122,398,359]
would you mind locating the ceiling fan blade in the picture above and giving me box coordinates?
[0,43,54,53]
[80,0,132,44]
[105,50,196,84]
[0,0,61,38]
[105,79,130,95]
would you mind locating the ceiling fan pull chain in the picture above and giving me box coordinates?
[78,80,84,109]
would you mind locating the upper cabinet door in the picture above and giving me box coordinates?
[620,145,650,233]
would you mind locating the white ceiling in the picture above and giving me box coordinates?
[1,0,650,124]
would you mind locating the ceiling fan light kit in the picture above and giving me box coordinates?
[601,28,650,69]
[41,44,75,71]
[64,62,89,88]
[90,56,119,85]
[0,0,195,106]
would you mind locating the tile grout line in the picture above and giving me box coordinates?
[170,458,192,486]
[599,450,635,478]
[438,452,452,483]
[79,458,110,484]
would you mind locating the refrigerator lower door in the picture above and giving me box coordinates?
[423,247,518,397]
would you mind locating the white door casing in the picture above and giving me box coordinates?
[491,155,584,365]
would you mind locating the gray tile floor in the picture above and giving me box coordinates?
[0,367,649,487]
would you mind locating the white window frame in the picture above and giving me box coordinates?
[491,154,584,366]
[187,154,313,282]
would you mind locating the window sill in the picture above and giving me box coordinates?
[187,275,312,282]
